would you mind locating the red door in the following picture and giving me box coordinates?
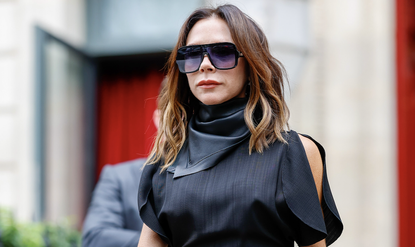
[396,0,415,245]
[96,69,164,179]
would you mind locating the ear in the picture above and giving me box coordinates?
[153,109,160,129]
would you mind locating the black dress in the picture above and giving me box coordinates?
[138,98,343,247]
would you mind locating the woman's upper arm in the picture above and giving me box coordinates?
[137,223,167,247]
[301,239,326,247]
[298,134,326,247]
[298,134,324,203]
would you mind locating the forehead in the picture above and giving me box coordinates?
[186,17,234,46]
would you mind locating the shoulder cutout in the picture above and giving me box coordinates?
[298,134,324,203]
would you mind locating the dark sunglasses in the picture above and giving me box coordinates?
[176,42,244,73]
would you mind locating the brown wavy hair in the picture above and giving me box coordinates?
[147,4,290,171]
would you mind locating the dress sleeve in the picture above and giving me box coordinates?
[137,163,171,246]
[280,131,343,246]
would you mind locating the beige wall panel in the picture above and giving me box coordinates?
[291,0,396,246]
[0,57,17,108]
[0,115,17,163]
[0,0,86,221]
[0,2,17,51]
[0,171,16,208]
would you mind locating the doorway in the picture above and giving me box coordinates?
[95,53,167,179]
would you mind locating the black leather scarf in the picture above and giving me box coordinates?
[168,97,251,178]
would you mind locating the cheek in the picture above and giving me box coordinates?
[186,74,195,89]
[186,74,199,98]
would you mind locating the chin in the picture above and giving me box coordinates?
[199,97,227,106]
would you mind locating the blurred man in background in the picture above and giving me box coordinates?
[82,108,160,247]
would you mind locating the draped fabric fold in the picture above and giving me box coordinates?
[169,97,250,178]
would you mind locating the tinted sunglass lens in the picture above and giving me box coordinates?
[176,47,202,73]
[176,43,240,73]
[208,45,237,69]
[184,48,202,72]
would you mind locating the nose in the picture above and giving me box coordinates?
[199,53,215,72]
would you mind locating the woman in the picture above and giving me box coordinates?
[138,4,343,247]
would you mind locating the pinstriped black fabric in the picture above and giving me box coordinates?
[295,134,343,245]
[280,133,343,246]
[138,131,343,247]
[138,99,342,246]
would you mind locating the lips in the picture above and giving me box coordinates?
[197,80,221,89]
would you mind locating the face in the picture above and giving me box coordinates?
[185,17,248,105]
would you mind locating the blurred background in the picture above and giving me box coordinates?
[0,0,414,246]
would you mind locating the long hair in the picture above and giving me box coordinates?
[147,4,290,171]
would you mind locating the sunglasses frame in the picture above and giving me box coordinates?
[176,42,244,73]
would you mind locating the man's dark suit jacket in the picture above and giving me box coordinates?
[82,158,145,247]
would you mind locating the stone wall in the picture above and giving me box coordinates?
[0,0,85,222]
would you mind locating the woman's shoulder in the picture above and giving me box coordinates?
[279,130,343,245]
[284,130,324,185]
[284,130,324,152]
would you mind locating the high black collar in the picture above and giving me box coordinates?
[168,97,251,178]
[195,97,249,136]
